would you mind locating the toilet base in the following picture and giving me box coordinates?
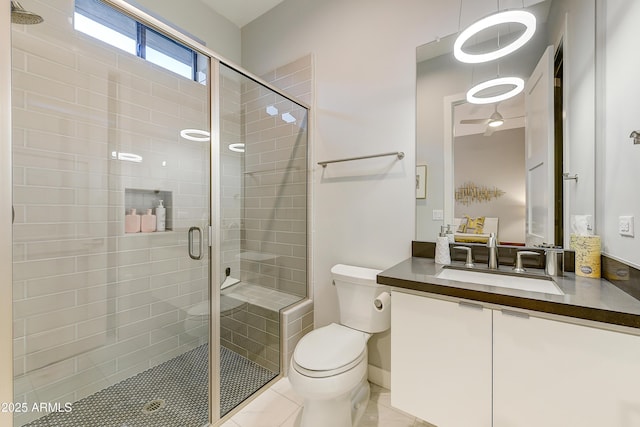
[299,379,370,427]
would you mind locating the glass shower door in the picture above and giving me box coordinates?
[11,1,212,425]
[217,63,309,416]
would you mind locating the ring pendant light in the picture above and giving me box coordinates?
[228,143,245,153]
[466,76,524,105]
[180,128,210,142]
[454,10,536,64]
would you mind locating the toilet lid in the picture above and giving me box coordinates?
[293,323,367,375]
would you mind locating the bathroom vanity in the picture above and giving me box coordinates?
[379,257,640,427]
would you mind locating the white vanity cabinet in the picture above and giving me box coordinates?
[493,309,640,427]
[390,291,492,427]
[392,290,640,427]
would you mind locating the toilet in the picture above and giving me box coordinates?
[289,264,391,427]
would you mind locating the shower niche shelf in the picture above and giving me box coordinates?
[124,188,173,234]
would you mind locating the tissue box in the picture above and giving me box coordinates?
[570,234,601,278]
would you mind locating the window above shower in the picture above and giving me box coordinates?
[73,0,207,83]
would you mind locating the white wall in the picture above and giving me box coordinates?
[241,0,461,372]
[241,0,558,377]
[600,0,640,268]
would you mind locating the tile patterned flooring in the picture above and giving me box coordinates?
[221,378,434,427]
[22,345,276,427]
[21,343,430,427]
[23,344,210,427]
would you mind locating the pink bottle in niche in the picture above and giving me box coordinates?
[125,208,141,233]
[141,208,156,232]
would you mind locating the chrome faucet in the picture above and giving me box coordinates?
[453,246,474,268]
[513,250,540,273]
[487,233,498,269]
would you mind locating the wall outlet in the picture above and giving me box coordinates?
[432,209,444,220]
[619,216,635,237]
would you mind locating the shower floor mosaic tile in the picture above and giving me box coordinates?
[220,346,278,415]
[23,345,277,427]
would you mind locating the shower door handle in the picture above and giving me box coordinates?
[188,226,204,260]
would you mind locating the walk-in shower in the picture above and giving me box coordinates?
[7,0,309,425]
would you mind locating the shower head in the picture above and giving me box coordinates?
[11,1,43,25]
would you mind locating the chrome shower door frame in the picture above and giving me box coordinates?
[209,55,222,423]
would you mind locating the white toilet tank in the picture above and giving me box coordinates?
[331,264,391,333]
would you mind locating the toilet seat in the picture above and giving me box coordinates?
[292,323,368,378]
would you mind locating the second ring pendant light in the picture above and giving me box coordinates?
[466,76,524,104]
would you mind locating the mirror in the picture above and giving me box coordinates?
[415,0,596,248]
[453,96,527,245]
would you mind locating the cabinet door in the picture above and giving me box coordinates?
[391,291,492,427]
[494,310,640,427]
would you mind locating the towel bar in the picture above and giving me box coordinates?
[318,151,404,168]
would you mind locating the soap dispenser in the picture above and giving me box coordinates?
[141,208,156,233]
[446,224,455,243]
[125,208,141,233]
[435,226,451,265]
[155,200,166,232]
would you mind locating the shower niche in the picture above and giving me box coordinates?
[124,188,173,233]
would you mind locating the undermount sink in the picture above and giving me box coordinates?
[436,266,564,296]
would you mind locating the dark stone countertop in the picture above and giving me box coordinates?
[378,257,640,330]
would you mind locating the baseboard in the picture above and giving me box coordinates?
[368,364,391,389]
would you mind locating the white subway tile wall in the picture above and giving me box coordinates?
[218,57,311,372]
[220,68,243,290]
[239,56,311,298]
[281,299,314,376]
[220,282,303,372]
[12,0,209,424]
[12,0,312,423]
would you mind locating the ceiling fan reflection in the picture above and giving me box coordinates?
[460,104,524,136]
